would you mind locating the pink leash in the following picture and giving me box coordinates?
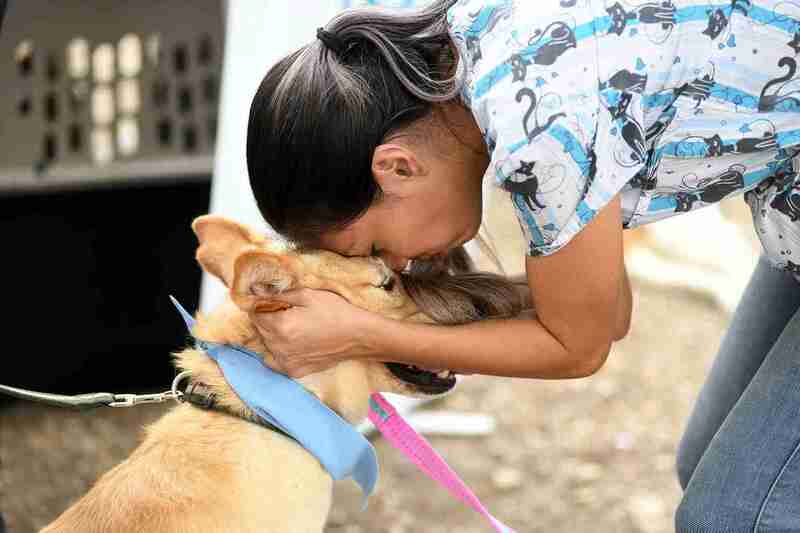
[368,393,516,532]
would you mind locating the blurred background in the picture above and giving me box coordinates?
[0,1,763,532]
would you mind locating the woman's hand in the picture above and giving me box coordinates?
[250,288,380,378]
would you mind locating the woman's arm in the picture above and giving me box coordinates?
[255,196,631,379]
[615,255,633,341]
[506,272,533,310]
[506,233,632,338]
[363,194,631,379]
[365,312,597,379]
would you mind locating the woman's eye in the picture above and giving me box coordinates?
[370,244,380,257]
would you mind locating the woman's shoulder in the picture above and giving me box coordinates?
[448,1,606,151]
[446,0,593,28]
[447,0,598,41]
[445,2,647,257]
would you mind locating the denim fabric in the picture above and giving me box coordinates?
[675,255,800,532]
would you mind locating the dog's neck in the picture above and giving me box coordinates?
[172,299,372,425]
[91,400,337,533]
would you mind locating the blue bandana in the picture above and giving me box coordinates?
[170,296,378,506]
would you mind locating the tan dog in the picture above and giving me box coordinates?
[41,215,466,533]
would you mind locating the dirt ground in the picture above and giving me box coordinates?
[0,276,732,533]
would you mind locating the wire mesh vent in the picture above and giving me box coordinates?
[1,1,224,193]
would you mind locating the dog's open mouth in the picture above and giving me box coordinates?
[384,363,457,394]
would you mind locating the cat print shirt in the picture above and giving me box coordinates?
[447,0,800,276]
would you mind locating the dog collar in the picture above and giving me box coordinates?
[179,380,295,439]
[170,297,378,506]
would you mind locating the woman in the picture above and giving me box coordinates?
[246,0,800,530]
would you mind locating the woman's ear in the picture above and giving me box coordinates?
[372,144,425,192]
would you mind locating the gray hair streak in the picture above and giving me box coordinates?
[247,0,468,247]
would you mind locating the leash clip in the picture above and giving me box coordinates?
[108,371,193,408]
[109,391,177,407]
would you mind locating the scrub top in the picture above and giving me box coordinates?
[447,0,800,277]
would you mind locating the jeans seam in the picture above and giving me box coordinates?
[753,436,800,532]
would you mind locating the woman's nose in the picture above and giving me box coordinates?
[380,252,411,272]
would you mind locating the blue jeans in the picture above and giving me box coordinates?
[675,255,800,532]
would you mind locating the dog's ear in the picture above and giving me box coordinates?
[229,250,303,313]
[192,215,266,287]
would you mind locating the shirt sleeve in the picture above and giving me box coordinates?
[492,86,646,257]
[450,1,647,257]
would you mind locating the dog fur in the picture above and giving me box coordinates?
[40,215,484,533]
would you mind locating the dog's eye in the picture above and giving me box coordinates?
[379,276,396,291]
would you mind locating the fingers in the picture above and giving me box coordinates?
[283,362,333,379]
[249,288,309,333]
[246,305,331,379]
[265,345,333,379]
[250,306,286,337]
[271,288,313,307]
[244,287,353,380]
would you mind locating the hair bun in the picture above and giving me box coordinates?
[316,27,346,55]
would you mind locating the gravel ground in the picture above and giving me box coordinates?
[0,278,730,533]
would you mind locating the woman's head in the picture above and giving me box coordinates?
[246,0,489,271]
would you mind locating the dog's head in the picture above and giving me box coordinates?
[176,215,461,423]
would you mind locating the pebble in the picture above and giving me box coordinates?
[491,466,523,490]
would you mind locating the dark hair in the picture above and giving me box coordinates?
[246,0,463,245]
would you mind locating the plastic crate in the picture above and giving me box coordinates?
[0,0,224,194]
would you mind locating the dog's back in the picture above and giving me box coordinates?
[41,404,333,533]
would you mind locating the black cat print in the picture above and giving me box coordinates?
[448,0,800,275]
